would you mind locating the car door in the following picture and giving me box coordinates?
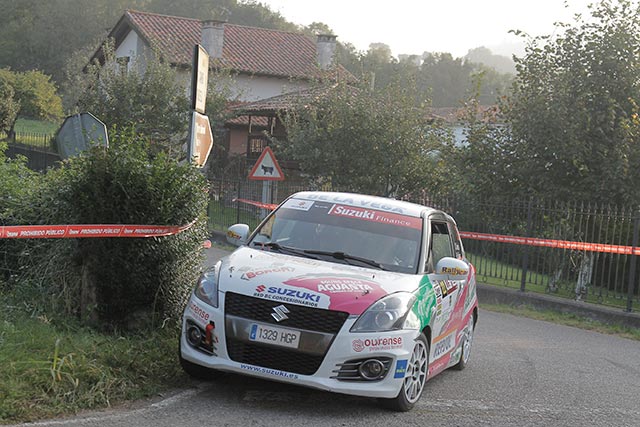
[426,215,464,362]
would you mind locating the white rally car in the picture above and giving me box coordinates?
[180,191,478,411]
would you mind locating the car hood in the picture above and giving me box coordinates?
[218,246,423,315]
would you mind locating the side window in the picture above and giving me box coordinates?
[448,222,464,259]
[428,222,454,272]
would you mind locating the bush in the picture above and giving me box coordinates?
[4,128,208,329]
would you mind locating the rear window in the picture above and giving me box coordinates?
[250,198,423,274]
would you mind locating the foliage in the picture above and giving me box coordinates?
[13,118,60,135]
[0,0,298,85]
[449,0,640,206]
[55,128,207,327]
[0,80,19,134]
[2,128,208,329]
[276,80,452,196]
[0,143,41,284]
[78,42,190,156]
[0,68,63,129]
[465,46,516,74]
[0,304,186,423]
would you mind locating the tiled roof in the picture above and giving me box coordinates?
[117,10,351,80]
[231,84,358,115]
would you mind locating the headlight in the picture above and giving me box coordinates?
[350,292,417,332]
[194,261,221,308]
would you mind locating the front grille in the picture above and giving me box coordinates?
[224,292,350,375]
[226,339,324,375]
[224,292,349,333]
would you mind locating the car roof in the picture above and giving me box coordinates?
[289,191,437,218]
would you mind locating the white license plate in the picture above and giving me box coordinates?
[249,323,301,349]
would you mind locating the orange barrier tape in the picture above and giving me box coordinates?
[459,231,640,256]
[0,221,195,239]
[233,198,278,211]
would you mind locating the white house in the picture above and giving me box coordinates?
[90,10,354,161]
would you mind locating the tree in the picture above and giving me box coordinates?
[465,46,516,75]
[78,42,190,156]
[276,80,452,196]
[0,81,19,134]
[419,53,475,107]
[0,68,64,135]
[490,0,640,205]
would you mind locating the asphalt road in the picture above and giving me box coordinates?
[13,247,640,427]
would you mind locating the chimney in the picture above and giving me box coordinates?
[201,20,225,59]
[316,34,337,69]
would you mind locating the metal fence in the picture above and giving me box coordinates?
[207,178,640,312]
[1,131,60,171]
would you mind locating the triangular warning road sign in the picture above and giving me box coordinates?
[248,147,285,181]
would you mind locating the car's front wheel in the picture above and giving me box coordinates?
[383,333,429,412]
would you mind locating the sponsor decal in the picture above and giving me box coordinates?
[317,279,374,294]
[441,266,468,276]
[432,332,455,359]
[282,276,387,314]
[428,357,450,376]
[394,359,408,379]
[352,336,403,353]
[189,301,210,322]
[227,230,242,240]
[304,194,406,214]
[239,363,299,380]
[241,267,295,281]
[253,284,327,308]
[283,199,314,211]
[328,205,422,230]
[436,280,458,298]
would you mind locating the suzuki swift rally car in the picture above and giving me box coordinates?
[180,191,478,411]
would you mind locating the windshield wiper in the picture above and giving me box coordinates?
[252,242,319,259]
[303,249,387,270]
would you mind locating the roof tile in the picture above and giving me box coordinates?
[125,10,350,80]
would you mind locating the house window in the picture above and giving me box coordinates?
[247,134,268,159]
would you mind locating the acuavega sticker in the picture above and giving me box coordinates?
[283,276,388,314]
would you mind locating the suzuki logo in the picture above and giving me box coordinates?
[271,305,290,322]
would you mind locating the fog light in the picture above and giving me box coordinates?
[359,359,385,380]
[187,325,203,347]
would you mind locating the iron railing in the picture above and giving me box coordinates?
[207,178,640,312]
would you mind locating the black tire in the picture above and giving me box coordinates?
[179,340,215,380]
[452,314,475,371]
[382,333,429,412]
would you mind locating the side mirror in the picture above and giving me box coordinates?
[226,224,250,247]
[435,257,469,280]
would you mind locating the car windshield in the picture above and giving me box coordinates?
[249,198,423,274]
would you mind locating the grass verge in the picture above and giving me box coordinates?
[0,303,188,424]
[482,302,640,341]
[13,118,59,135]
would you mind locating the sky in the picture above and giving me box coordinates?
[260,0,594,58]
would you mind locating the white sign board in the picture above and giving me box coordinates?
[188,111,214,168]
[191,45,209,114]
